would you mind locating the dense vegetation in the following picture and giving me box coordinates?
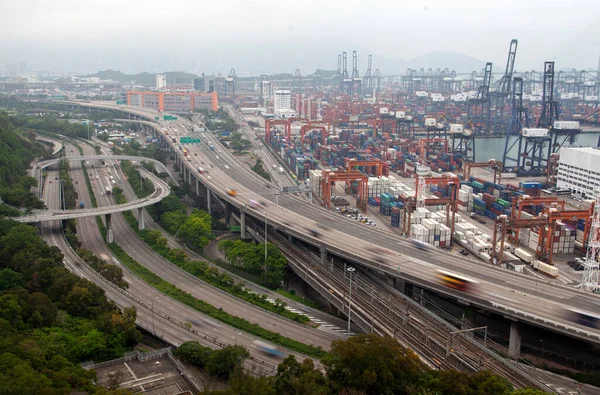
[218,239,287,289]
[202,334,546,395]
[250,157,272,181]
[58,159,78,209]
[0,219,141,393]
[119,161,154,198]
[10,113,91,140]
[174,342,249,380]
[203,108,239,132]
[0,112,47,211]
[227,131,252,153]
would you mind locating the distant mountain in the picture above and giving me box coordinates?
[396,51,487,74]
[82,70,200,85]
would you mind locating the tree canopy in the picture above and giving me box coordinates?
[0,218,142,393]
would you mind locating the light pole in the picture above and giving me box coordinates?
[540,339,545,359]
[151,298,156,335]
[347,267,355,338]
[264,212,268,279]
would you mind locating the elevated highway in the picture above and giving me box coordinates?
[14,155,170,226]
[58,100,600,350]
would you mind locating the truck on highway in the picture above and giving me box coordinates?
[198,167,205,174]
[105,186,112,195]
[79,201,85,209]
[253,341,285,359]
[209,144,215,151]
[532,260,559,278]
[171,137,177,143]
[278,166,284,174]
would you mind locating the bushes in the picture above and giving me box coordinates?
[174,341,249,380]
[250,158,272,181]
[120,160,154,198]
[219,239,287,289]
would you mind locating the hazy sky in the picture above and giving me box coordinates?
[1,0,598,75]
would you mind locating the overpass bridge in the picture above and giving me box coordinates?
[57,100,600,381]
[14,155,170,242]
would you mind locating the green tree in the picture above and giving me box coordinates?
[323,334,422,395]
[205,345,250,380]
[0,268,24,291]
[173,341,213,367]
[179,209,212,249]
[274,355,328,395]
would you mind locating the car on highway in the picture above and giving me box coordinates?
[224,164,230,169]
[248,200,260,208]
[226,188,237,197]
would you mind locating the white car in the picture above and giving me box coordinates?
[224,164,230,169]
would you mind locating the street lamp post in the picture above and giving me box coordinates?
[151,298,156,335]
[347,267,356,338]
[540,339,545,359]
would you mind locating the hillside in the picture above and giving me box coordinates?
[82,70,200,85]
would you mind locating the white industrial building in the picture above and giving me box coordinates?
[156,74,167,90]
[274,90,293,118]
[556,147,600,198]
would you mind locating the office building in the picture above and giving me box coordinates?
[192,76,204,91]
[126,91,218,112]
[156,74,167,90]
[556,147,600,198]
[274,90,295,118]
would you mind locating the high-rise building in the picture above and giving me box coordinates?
[274,90,291,112]
[192,76,204,92]
[203,75,216,93]
[156,74,167,90]
[273,90,295,118]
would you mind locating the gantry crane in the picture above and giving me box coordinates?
[509,195,565,245]
[321,170,368,212]
[537,207,593,264]
[462,159,503,185]
[404,174,460,239]
[418,138,448,164]
[265,119,291,143]
[344,158,385,177]
[491,215,548,265]
[300,121,330,146]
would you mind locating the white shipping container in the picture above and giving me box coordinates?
[553,121,580,130]
[425,118,436,126]
[532,260,559,278]
[515,248,533,263]
[521,128,549,137]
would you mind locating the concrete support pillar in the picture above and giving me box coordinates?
[240,209,247,239]
[224,204,231,225]
[195,178,200,196]
[105,213,113,243]
[508,321,522,359]
[206,188,212,214]
[394,278,406,293]
[138,207,145,230]
[385,274,396,287]
[320,246,328,265]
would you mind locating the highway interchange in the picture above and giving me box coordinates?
[38,100,600,392]
[34,135,348,371]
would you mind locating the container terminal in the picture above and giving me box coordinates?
[209,40,600,292]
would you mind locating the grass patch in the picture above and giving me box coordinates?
[276,289,321,310]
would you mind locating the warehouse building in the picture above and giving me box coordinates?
[126,91,218,112]
[556,147,600,198]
